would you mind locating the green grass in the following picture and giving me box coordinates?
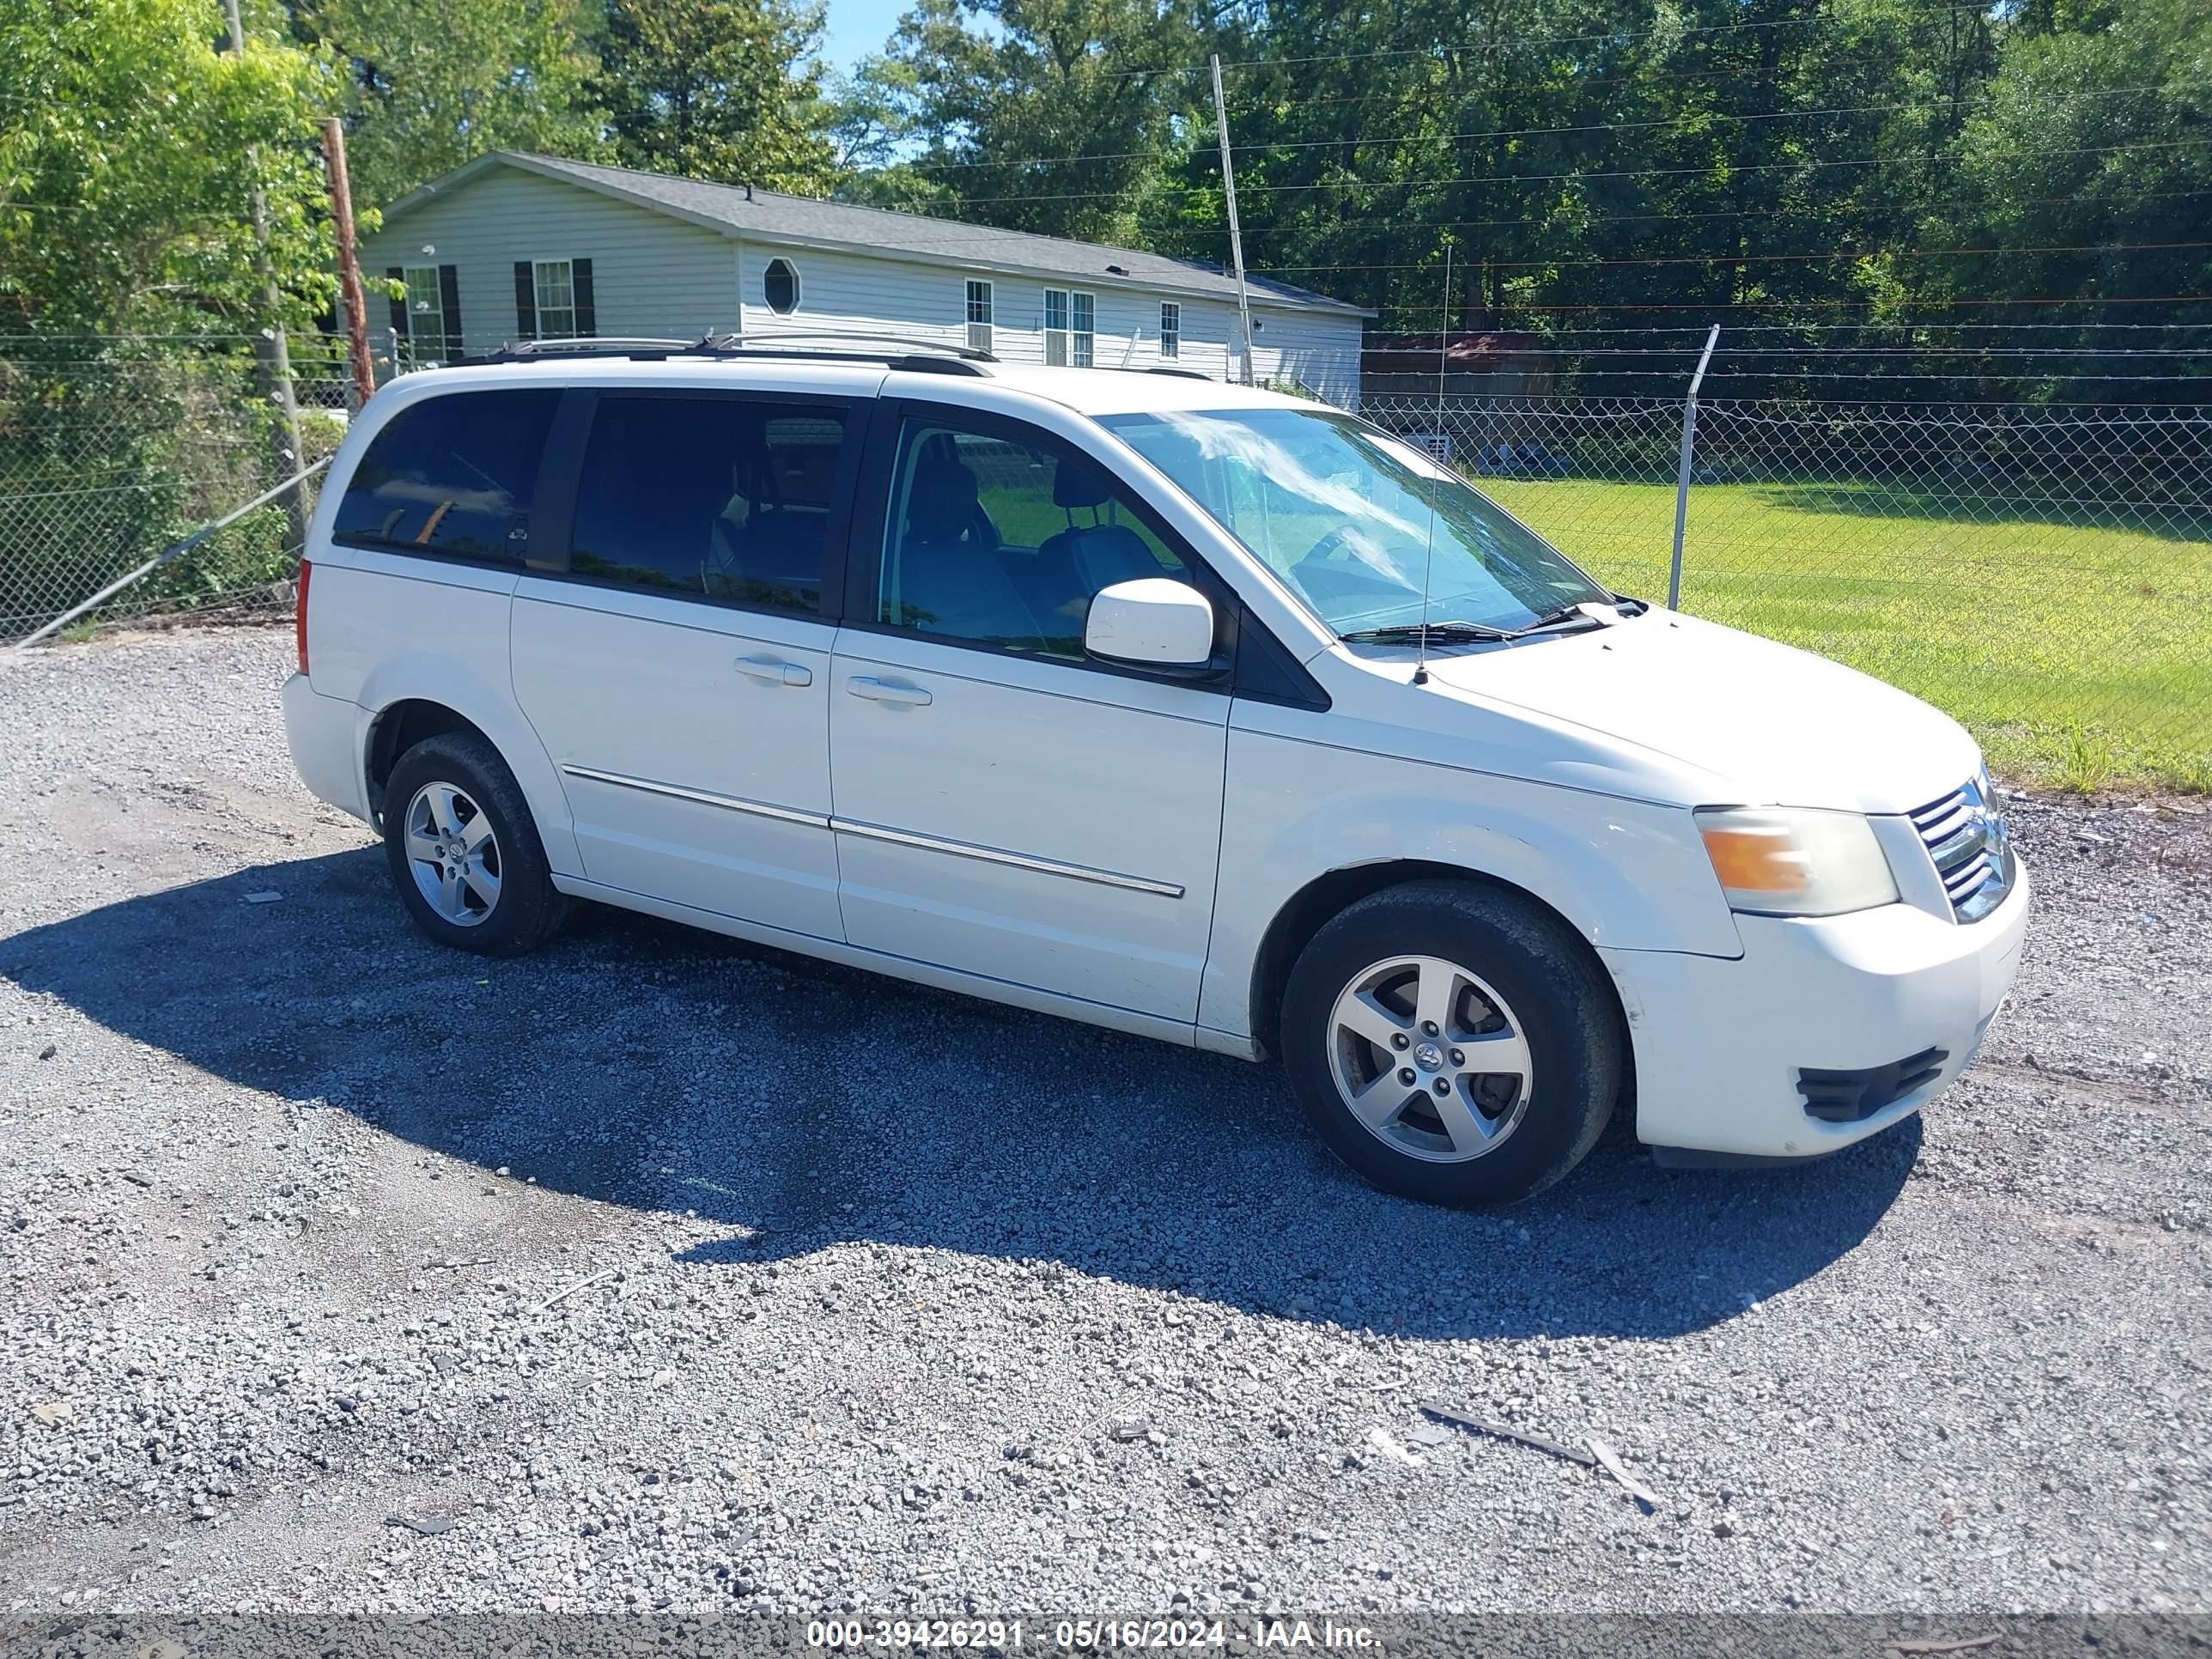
[1479,476,2212,794]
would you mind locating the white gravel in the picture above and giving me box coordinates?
[0,627,2207,1618]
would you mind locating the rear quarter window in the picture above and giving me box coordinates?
[333,389,559,561]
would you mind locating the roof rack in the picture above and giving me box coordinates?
[726,329,996,365]
[471,330,996,375]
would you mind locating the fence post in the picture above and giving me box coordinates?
[1668,325,1721,611]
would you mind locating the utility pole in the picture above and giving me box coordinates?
[222,0,308,549]
[1209,54,1255,387]
[320,118,378,408]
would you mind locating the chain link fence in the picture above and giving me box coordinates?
[1358,391,2212,791]
[3,340,2207,790]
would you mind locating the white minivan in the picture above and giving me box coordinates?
[283,338,2028,1206]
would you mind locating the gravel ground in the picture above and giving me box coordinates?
[0,626,2207,1620]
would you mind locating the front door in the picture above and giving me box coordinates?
[829,406,1230,1023]
[512,387,859,940]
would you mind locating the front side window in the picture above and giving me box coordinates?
[533,260,578,338]
[965,279,994,355]
[763,258,800,315]
[568,395,846,611]
[1101,406,1612,637]
[1158,301,1180,360]
[333,390,559,560]
[878,417,1189,659]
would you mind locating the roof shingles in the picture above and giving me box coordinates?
[385,150,1368,318]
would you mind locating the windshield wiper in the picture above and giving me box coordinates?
[1339,618,1515,645]
[1509,602,1613,636]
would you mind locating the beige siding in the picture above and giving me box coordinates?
[364,164,1362,402]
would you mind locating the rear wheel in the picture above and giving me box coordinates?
[381,732,566,957]
[1280,880,1620,1206]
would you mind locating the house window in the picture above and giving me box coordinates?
[763,258,800,316]
[1044,288,1094,368]
[965,279,994,355]
[1072,291,1095,367]
[533,259,579,339]
[402,265,449,360]
[1158,302,1180,360]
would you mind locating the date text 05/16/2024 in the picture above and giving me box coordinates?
[806,1620,1383,1650]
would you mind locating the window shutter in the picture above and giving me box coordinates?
[514,262,537,339]
[571,258,596,337]
[438,265,463,356]
[386,266,407,338]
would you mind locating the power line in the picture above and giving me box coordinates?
[945,137,2209,204]
[1360,295,2212,313]
[1255,240,2212,274]
[1222,189,2212,240]
[896,80,2192,174]
[1217,3,2007,72]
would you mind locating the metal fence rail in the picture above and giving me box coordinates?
[1355,391,2212,790]
[3,342,2206,790]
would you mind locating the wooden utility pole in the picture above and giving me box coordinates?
[1209,54,1255,386]
[222,0,309,548]
[319,118,378,408]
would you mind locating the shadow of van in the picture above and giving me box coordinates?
[0,848,1916,1342]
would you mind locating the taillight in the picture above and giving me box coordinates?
[295,557,312,676]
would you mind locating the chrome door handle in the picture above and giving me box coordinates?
[847,675,933,708]
[736,655,812,688]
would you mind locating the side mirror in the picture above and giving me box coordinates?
[1084,578,1218,673]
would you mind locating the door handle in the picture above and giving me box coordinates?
[847,675,933,708]
[735,655,812,688]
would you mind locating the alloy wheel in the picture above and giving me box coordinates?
[1325,953,1533,1163]
[402,780,502,927]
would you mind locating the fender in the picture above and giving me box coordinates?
[1198,726,1745,1045]
[352,651,584,878]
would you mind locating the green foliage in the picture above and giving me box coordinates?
[599,0,839,192]
[850,0,1211,244]
[0,0,337,336]
[302,0,608,204]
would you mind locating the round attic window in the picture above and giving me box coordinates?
[763,258,800,316]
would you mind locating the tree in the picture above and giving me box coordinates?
[597,0,838,192]
[303,0,606,206]
[0,0,337,336]
[848,0,1210,244]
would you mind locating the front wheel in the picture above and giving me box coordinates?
[380,731,567,957]
[1279,880,1621,1207]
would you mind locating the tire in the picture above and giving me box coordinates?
[380,731,568,957]
[1279,879,1621,1207]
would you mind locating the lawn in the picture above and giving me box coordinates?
[1478,476,2212,793]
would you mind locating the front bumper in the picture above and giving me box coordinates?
[1601,860,2030,1160]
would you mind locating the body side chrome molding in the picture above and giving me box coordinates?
[836,817,1184,898]
[558,764,1184,898]
[559,764,830,830]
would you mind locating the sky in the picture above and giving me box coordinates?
[816,0,909,77]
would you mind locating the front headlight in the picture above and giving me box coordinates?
[1694,805,1899,917]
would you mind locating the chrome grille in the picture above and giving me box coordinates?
[1909,775,2012,922]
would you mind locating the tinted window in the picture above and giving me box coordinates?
[568,395,846,611]
[878,419,1188,659]
[334,390,557,560]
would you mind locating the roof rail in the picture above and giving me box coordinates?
[478,335,724,364]
[468,330,995,374]
[718,329,997,365]
[1139,366,1217,382]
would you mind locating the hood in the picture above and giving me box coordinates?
[1413,610,1981,814]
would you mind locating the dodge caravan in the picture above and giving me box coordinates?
[282,338,2028,1206]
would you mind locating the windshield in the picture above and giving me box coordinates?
[1100,406,1613,637]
